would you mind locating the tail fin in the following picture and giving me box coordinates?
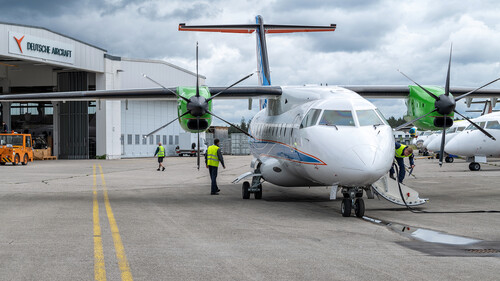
[179,15,336,107]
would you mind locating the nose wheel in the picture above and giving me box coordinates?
[340,188,365,217]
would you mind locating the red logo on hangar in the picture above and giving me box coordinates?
[14,35,25,53]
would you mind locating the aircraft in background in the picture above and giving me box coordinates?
[426,120,467,162]
[2,16,500,217]
[445,112,500,171]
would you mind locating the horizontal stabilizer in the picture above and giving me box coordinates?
[179,23,336,34]
[371,175,428,206]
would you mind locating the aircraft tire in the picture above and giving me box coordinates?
[242,181,250,199]
[254,184,262,199]
[341,199,352,217]
[469,162,481,171]
[445,156,454,163]
[354,199,365,218]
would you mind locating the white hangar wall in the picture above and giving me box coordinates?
[113,58,203,158]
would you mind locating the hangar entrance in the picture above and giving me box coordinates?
[57,72,95,159]
[1,72,96,159]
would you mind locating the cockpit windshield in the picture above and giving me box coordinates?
[356,109,386,126]
[486,120,500,129]
[319,110,355,126]
[300,109,322,128]
[466,122,486,130]
[0,135,23,146]
[445,127,456,134]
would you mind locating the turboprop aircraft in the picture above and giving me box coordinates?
[2,16,500,217]
[426,120,467,162]
[445,112,500,171]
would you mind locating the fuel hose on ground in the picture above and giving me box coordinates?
[393,161,500,214]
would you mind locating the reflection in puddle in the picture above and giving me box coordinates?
[410,228,480,245]
[363,216,481,245]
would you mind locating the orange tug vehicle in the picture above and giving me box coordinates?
[0,132,34,165]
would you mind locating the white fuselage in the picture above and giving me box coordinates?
[248,86,395,187]
[426,121,467,152]
[445,112,500,157]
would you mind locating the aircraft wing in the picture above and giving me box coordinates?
[0,86,282,102]
[342,85,500,99]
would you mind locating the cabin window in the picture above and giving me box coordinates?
[466,122,486,130]
[25,136,32,147]
[356,109,385,126]
[300,109,322,128]
[486,120,500,130]
[457,127,465,132]
[319,110,355,126]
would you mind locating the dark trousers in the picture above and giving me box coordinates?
[389,157,406,183]
[208,166,218,193]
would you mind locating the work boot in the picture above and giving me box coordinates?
[162,167,165,171]
[157,168,160,171]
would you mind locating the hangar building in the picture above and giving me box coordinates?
[0,21,204,159]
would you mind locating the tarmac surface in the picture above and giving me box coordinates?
[1,155,500,281]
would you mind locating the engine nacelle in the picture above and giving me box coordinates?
[177,86,213,133]
[433,116,453,128]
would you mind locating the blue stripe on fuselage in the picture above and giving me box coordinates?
[250,138,325,165]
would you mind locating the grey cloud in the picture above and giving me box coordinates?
[271,0,383,11]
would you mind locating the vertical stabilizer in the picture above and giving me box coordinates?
[178,16,336,108]
[255,15,271,86]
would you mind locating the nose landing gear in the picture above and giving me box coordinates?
[341,188,365,217]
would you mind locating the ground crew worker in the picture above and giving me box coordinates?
[205,139,225,195]
[154,142,166,171]
[389,142,415,183]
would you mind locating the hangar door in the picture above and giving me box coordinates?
[57,72,89,159]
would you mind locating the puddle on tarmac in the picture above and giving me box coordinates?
[362,216,481,245]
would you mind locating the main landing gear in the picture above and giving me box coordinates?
[341,187,365,218]
[469,162,481,171]
[242,174,263,200]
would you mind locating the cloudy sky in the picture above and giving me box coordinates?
[2,0,500,125]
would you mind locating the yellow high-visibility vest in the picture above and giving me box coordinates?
[395,144,410,158]
[207,145,220,167]
[157,146,165,157]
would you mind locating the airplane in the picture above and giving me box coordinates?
[426,120,467,162]
[445,112,500,171]
[2,16,500,218]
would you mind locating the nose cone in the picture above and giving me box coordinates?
[426,137,440,151]
[445,134,467,156]
[341,144,393,185]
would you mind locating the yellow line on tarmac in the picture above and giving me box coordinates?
[98,164,133,281]
[93,165,106,280]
